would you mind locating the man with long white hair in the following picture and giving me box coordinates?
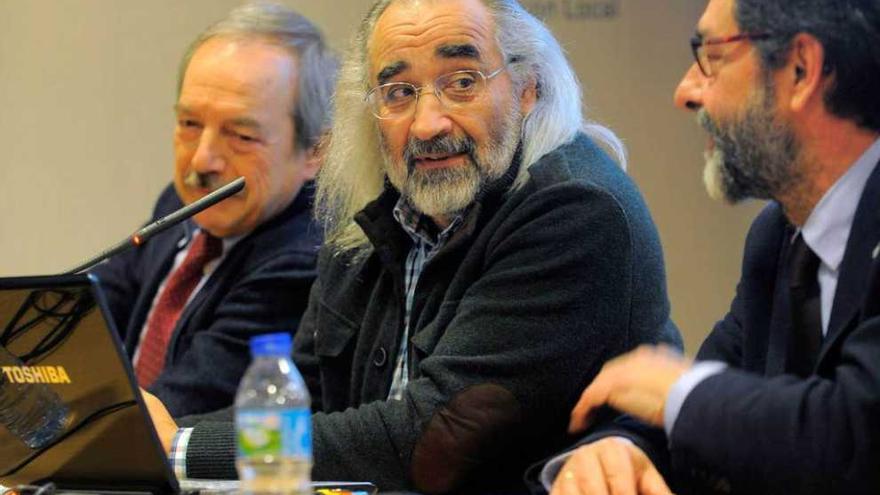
[147,0,680,492]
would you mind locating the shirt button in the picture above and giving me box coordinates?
[373,347,388,367]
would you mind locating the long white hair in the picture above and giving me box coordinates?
[316,0,625,254]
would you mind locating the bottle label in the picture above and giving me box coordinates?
[236,408,312,459]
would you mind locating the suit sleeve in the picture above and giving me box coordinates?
[669,204,880,493]
[671,316,880,494]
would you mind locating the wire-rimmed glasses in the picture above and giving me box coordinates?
[365,66,506,120]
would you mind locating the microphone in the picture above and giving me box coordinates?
[65,177,246,274]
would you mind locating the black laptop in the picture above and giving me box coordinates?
[0,275,379,495]
[0,274,180,495]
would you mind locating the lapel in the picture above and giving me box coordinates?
[859,245,880,318]
[124,223,188,353]
[170,230,259,356]
[819,159,880,363]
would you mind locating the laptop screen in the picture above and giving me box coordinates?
[0,275,178,495]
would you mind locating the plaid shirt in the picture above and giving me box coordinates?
[387,198,464,400]
[169,427,192,479]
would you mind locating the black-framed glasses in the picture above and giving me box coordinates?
[690,32,771,77]
[365,66,506,120]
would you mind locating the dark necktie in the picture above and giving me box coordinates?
[787,233,823,377]
[135,231,222,388]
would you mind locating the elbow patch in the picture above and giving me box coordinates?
[410,383,523,494]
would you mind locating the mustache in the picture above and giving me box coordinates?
[697,109,720,137]
[403,134,477,173]
[182,171,228,191]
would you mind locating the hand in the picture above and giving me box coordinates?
[140,388,178,455]
[569,345,691,433]
[550,437,672,495]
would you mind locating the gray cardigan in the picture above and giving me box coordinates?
[181,133,681,494]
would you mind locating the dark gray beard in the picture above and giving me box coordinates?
[699,82,801,204]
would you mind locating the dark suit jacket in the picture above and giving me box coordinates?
[668,159,880,494]
[92,184,321,417]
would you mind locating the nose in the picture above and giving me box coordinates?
[190,128,226,174]
[409,90,453,141]
[674,63,705,112]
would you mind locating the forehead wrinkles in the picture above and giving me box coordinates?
[183,41,297,107]
[368,7,497,77]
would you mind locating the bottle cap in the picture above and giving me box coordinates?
[250,332,292,357]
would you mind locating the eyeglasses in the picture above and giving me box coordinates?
[690,32,771,77]
[365,66,506,120]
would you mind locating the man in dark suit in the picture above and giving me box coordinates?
[92,3,337,418]
[543,0,880,494]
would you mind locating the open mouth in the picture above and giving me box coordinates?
[413,152,467,170]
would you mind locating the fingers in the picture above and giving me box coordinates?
[597,439,637,495]
[561,447,611,495]
[626,441,674,495]
[569,349,643,433]
[638,465,674,495]
[569,368,612,433]
[551,438,647,495]
[571,345,692,432]
[569,383,604,433]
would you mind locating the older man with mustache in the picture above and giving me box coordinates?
[92,3,337,418]
[544,0,880,494]
[145,0,681,492]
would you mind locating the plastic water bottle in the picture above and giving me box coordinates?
[235,333,312,495]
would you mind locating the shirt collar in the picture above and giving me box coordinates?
[801,137,880,271]
[392,197,465,249]
[177,223,244,254]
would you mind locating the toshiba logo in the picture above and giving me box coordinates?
[1,366,71,384]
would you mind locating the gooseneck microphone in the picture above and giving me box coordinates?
[65,177,246,274]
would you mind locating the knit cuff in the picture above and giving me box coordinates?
[186,421,239,479]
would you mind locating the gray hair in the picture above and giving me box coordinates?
[177,2,338,150]
[316,0,626,253]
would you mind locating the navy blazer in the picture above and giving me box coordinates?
[92,184,321,417]
[670,159,880,494]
